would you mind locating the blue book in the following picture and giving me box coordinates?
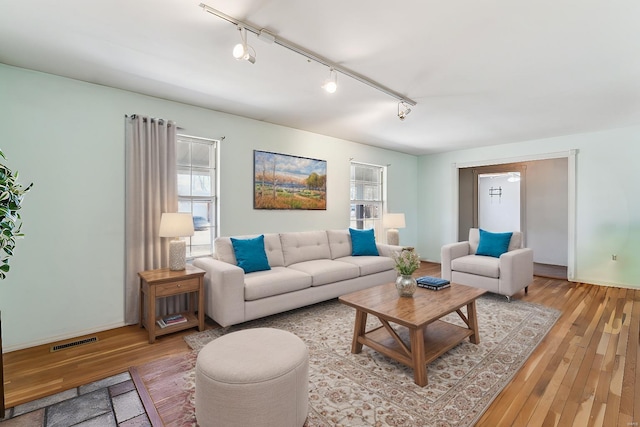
[416,276,450,287]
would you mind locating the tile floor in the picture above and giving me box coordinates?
[0,372,150,426]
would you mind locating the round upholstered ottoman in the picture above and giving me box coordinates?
[195,327,309,427]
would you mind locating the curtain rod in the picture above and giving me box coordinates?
[125,114,180,128]
[199,3,417,106]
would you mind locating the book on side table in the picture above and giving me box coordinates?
[416,276,451,291]
[157,314,188,329]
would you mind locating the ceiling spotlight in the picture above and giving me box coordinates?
[232,26,256,64]
[322,68,338,94]
[398,102,411,121]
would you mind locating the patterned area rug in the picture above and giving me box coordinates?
[173,294,560,427]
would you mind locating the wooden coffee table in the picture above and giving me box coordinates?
[339,282,486,386]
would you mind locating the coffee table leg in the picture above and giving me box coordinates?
[410,328,427,386]
[351,309,367,353]
[467,300,480,344]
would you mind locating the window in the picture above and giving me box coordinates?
[177,135,218,258]
[350,162,385,240]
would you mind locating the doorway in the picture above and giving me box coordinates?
[459,163,527,241]
[457,158,570,280]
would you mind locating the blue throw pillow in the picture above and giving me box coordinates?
[230,235,271,273]
[349,228,379,256]
[475,229,513,258]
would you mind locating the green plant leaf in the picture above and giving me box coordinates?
[0,151,32,279]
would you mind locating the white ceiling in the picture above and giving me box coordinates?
[2,0,639,155]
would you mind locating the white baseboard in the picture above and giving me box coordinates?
[570,276,639,291]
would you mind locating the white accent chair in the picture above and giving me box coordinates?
[441,228,533,301]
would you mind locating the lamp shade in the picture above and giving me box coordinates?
[158,213,195,238]
[383,213,406,229]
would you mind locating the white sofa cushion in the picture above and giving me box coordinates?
[215,233,285,267]
[288,259,359,286]
[244,267,312,301]
[327,229,352,259]
[451,254,500,278]
[280,231,331,266]
[336,256,395,276]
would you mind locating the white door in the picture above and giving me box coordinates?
[478,172,521,232]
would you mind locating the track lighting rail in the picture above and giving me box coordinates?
[199,3,417,106]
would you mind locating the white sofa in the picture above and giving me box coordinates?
[441,228,533,301]
[193,229,401,327]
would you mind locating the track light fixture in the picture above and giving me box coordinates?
[398,102,412,121]
[232,26,256,64]
[322,68,338,93]
[200,3,418,112]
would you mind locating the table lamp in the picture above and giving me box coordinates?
[159,212,194,270]
[383,213,405,246]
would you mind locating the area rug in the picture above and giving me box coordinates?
[138,294,560,427]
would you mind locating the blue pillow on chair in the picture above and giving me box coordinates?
[230,235,271,273]
[476,229,513,258]
[349,228,379,256]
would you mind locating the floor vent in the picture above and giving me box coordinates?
[50,336,99,352]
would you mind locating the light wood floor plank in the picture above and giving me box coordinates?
[489,280,588,426]
[598,288,627,427]
[581,288,623,427]
[558,286,616,427]
[535,284,604,427]
[527,334,580,427]
[631,290,640,424]
[520,284,589,426]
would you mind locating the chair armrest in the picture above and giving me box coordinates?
[498,248,534,295]
[441,242,471,280]
[193,257,246,327]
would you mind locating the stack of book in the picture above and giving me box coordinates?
[156,314,188,328]
[416,276,450,291]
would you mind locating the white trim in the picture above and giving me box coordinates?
[451,162,460,242]
[176,133,220,143]
[350,160,384,168]
[567,149,577,281]
[574,277,637,290]
[455,150,573,169]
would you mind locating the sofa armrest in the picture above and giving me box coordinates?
[192,257,246,327]
[498,248,534,296]
[441,241,471,280]
[376,243,406,258]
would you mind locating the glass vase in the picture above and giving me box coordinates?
[395,274,417,297]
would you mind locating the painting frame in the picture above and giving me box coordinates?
[253,150,327,210]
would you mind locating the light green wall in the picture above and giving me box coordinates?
[0,64,418,350]
[417,128,640,289]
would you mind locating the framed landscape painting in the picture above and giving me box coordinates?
[254,150,327,210]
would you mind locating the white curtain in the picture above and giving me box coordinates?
[124,114,182,324]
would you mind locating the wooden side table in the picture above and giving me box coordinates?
[138,265,206,343]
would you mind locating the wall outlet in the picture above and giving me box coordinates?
[612,254,617,261]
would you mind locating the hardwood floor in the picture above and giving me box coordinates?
[3,262,639,426]
[2,321,214,409]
